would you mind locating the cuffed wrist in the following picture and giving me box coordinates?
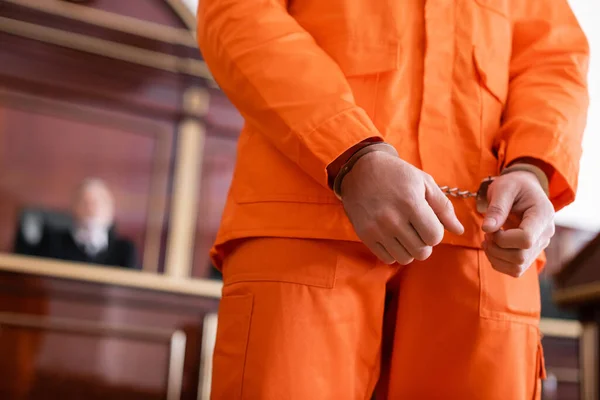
[501,162,550,196]
[333,142,398,200]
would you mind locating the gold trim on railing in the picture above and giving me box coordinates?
[165,0,198,32]
[3,0,197,47]
[581,323,598,400]
[0,254,222,297]
[168,330,187,400]
[198,313,217,400]
[539,318,582,339]
[183,87,210,118]
[554,281,600,306]
[165,119,206,279]
[0,16,212,79]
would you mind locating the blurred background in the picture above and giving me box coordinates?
[0,0,598,399]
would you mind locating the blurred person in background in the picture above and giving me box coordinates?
[15,178,138,270]
[198,0,589,399]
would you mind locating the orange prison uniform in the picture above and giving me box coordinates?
[197,0,589,398]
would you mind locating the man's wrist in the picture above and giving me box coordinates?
[332,142,398,199]
[501,159,550,196]
[507,157,554,181]
[327,139,382,189]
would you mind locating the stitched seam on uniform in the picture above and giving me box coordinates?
[371,72,381,125]
[239,295,254,399]
[297,106,377,155]
[479,314,540,327]
[477,51,487,180]
[223,278,333,289]
[364,360,380,400]
[472,0,509,18]
[294,106,355,138]
[532,345,541,400]
[235,195,339,204]
[478,250,540,326]
[477,248,484,325]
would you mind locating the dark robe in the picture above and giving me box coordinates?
[15,225,138,270]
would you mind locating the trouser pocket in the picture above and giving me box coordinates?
[478,250,541,325]
[211,294,254,400]
[533,337,547,400]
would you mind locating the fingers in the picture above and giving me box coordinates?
[482,181,518,233]
[482,237,542,278]
[410,204,445,246]
[366,238,415,266]
[483,251,527,278]
[371,242,396,265]
[356,174,467,266]
[394,223,432,261]
[380,237,415,265]
[489,229,534,250]
[483,238,528,266]
[424,182,464,235]
[379,220,431,264]
[483,227,553,278]
[490,214,554,251]
[519,203,555,245]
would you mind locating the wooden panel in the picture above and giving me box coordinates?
[0,31,190,120]
[558,234,600,289]
[60,0,187,29]
[0,325,170,399]
[542,336,581,400]
[0,91,173,272]
[0,269,219,399]
[1,0,198,55]
[542,382,581,400]
[544,337,580,370]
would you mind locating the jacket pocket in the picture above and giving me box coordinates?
[473,0,510,17]
[321,39,399,77]
[478,250,541,325]
[291,0,400,77]
[473,44,509,105]
[211,294,254,399]
[471,5,510,106]
[223,238,339,289]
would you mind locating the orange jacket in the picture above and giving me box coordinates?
[198,0,589,266]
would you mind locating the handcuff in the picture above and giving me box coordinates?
[333,143,550,211]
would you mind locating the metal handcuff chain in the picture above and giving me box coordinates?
[439,177,495,214]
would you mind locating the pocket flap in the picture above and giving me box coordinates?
[322,39,399,77]
[212,294,254,399]
[473,44,509,104]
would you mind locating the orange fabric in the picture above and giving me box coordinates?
[197,0,589,267]
[211,238,544,399]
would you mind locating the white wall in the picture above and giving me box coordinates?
[182,0,198,15]
[555,0,600,232]
[184,0,599,231]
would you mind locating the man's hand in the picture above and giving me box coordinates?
[341,151,464,265]
[481,170,555,277]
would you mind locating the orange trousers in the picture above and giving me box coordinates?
[211,239,545,399]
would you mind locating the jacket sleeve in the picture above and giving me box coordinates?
[499,0,590,210]
[196,0,382,188]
